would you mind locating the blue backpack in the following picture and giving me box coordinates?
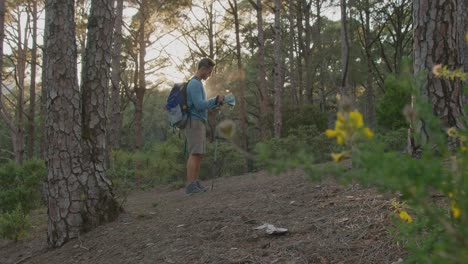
[166,81,190,129]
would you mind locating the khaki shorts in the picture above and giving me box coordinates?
[185,119,206,155]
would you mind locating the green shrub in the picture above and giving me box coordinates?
[201,139,247,179]
[376,62,412,130]
[0,159,45,213]
[283,105,328,133]
[254,125,337,172]
[0,204,30,241]
[374,127,408,152]
[108,135,186,191]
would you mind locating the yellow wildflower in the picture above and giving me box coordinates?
[364,127,374,138]
[399,210,413,223]
[335,119,345,130]
[447,127,458,138]
[337,112,345,123]
[349,111,364,128]
[461,146,467,152]
[432,64,442,76]
[336,135,345,145]
[451,203,461,219]
[325,129,338,138]
[466,32,468,44]
[326,128,346,145]
[331,151,348,163]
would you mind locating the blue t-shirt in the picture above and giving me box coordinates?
[186,76,217,121]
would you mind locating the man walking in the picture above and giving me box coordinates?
[185,58,224,194]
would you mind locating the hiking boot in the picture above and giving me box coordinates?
[195,180,208,192]
[185,181,204,195]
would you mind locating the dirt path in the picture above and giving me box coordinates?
[1,170,406,264]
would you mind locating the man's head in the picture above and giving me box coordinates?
[196,58,216,80]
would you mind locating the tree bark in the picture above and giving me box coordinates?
[363,4,376,128]
[288,0,299,106]
[44,0,120,248]
[304,0,313,103]
[411,0,463,156]
[44,0,85,247]
[252,0,269,139]
[340,0,350,97]
[228,0,248,172]
[0,1,17,160]
[109,0,124,150]
[81,0,120,227]
[274,0,283,138]
[296,0,304,104]
[27,0,38,160]
[135,0,147,151]
[14,8,28,164]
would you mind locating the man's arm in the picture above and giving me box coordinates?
[187,81,217,111]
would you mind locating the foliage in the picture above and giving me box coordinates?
[259,66,468,262]
[373,127,408,152]
[254,125,337,172]
[376,65,412,130]
[0,159,45,213]
[108,135,186,193]
[0,160,44,240]
[201,139,247,180]
[0,204,30,241]
[282,105,328,134]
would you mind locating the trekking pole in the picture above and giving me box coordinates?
[211,109,221,191]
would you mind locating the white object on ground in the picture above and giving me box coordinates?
[254,223,288,235]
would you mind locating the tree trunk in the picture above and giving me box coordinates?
[253,0,269,139]
[274,0,283,138]
[304,0,313,103]
[135,0,147,151]
[296,0,304,104]
[363,6,375,128]
[0,0,12,134]
[14,9,28,164]
[81,0,120,227]
[229,0,248,172]
[109,0,124,150]
[44,0,85,247]
[27,0,38,160]
[288,0,299,106]
[459,0,468,106]
[340,0,350,97]
[44,0,120,248]
[411,0,463,156]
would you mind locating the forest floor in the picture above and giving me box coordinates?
[1,164,407,264]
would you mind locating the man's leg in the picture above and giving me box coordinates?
[187,153,203,183]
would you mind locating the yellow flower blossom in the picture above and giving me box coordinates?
[466,32,468,44]
[325,129,338,138]
[336,135,345,145]
[364,127,374,138]
[461,146,467,152]
[349,111,364,128]
[326,128,346,145]
[447,127,458,138]
[399,210,413,223]
[432,64,442,76]
[331,151,348,163]
[337,112,345,123]
[451,203,461,219]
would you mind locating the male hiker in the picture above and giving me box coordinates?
[185,58,225,194]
